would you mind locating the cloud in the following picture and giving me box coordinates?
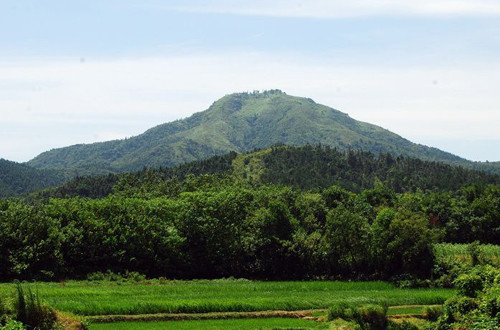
[1,52,499,162]
[164,0,500,18]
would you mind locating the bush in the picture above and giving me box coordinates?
[0,294,14,321]
[387,320,419,330]
[454,273,483,298]
[86,270,147,282]
[15,282,58,330]
[0,319,25,330]
[328,302,388,330]
[357,304,387,329]
[328,302,360,321]
[424,305,443,322]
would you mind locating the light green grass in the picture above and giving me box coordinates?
[89,318,329,330]
[0,280,454,316]
[434,243,500,266]
[386,306,427,315]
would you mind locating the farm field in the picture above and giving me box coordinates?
[0,279,453,317]
[434,243,500,266]
[89,318,329,330]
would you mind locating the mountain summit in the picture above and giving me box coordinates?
[28,90,466,175]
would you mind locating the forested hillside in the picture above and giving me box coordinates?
[34,145,500,200]
[2,165,499,281]
[29,90,484,176]
[0,159,64,198]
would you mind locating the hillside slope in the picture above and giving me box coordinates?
[34,145,500,200]
[28,90,471,175]
[0,159,64,197]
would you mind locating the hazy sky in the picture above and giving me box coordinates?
[1,0,500,162]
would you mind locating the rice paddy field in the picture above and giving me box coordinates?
[0,279,453,317]
[89,318,330,330]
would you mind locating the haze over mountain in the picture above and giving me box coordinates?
[27,90,498,176]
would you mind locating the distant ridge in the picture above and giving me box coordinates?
[26,90,498,175]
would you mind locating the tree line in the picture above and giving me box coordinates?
[1,171,499,281]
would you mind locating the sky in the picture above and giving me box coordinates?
[1,0,500,162]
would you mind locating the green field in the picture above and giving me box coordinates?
[89,318,329,330]
[0,280,453,317]
[434,243,500,266]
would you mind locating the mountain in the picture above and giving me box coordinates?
[0,159,65,198]
[27,90,492,175]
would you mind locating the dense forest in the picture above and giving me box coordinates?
[1,146,499,282]
[0,159,65,198]
[32,145,500,200]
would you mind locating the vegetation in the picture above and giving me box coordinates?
[89,318,329,330]
[0,282,60,330]
[0,103,498,328]
[0,159,65,198]
[30,145,500,201]
[436,265,500,329]
[0,280,452,317]
[2,158,500,280]
[434,243,500,268]
[27,90,497,176]
[328,301,389,329]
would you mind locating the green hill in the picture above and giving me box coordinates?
[0,159,65,197]
[35,145,500,200]
[28,90,476,176]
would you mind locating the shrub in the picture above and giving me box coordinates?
[15,282,58,330]
[0,319,25,330]
[357,304,387,329]
[387,320,419,330]
[86,270,147,282]
[328,302,360,321]
[328,302,388,330]
[454,273,482,298]
[424,305,443,322]
[0,294,14,322]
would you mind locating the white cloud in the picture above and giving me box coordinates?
[1,52,499,162]
[165,0,500,18]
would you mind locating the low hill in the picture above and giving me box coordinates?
[34,146,500,200]
[0,159,64,198]
[28,90,476,176]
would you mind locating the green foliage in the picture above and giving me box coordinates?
[328,302,388,330]
[424,305,443,321]
[436,266,500,329]
[386,321,419,330]
[2,156,499,281]
[14,282,58,330]
[0,319,25,330]
[454,274,483,297]
[0,159,65,198]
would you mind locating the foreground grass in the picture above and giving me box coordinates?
[0,280,453,316]
[89,317,329,329]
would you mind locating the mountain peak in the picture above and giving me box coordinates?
[28,90,472,175]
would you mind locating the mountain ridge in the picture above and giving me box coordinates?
[26,90,496,176]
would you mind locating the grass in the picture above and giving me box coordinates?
[0,280,454,316]
[386,306,428,316]
[434,243,500,266]
[88,317,329,329]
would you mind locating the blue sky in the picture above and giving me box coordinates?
[1,0,500,162]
